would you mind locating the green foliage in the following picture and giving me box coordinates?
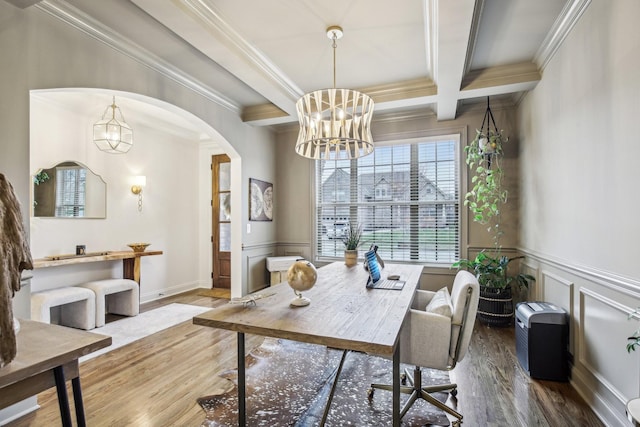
[452,251,535,289]
[33,171,50,185]
[342,223,363,250]
[464,129,508,246]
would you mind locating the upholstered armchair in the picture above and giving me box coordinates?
[368,270,479,426]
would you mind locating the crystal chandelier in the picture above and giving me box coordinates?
[295,26,374,160]
[93,96,133,154]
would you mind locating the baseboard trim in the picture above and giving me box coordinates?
[140,280,200,303]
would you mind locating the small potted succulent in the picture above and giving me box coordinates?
[342,223,363,267]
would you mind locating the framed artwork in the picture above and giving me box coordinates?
[249,178,273,221]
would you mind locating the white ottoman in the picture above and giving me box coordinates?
[31,287,96,330]
[77,279,139,327]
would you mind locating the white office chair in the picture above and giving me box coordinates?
[368,270,479,426]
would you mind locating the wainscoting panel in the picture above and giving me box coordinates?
[541,270,574,352]
[541,270,573,312]
[522,249,640,427]
[521,261,539,300]
[245,251,274,294]
[579,288,640,402]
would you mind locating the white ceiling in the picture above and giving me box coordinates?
[24,0,588,129]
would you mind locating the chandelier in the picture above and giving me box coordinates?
[93,96,133,154]
[295,26,374,160]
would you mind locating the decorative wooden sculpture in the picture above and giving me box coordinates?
[0,174,33,367]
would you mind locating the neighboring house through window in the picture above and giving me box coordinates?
[55,166,86,217]
[315,135,460,264]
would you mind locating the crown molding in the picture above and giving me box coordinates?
[183,0,303,104]
[534,0,592,70]
[36,0,241,114]
[3,0,42,8]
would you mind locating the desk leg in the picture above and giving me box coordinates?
[237,332,246,427]
[320,349,349,426]
[53,366,73,427]
[72,376,86,427]
[392,345,400,427]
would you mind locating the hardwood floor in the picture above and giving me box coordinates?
[7,290,603,426]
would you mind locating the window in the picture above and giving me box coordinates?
[55,166,86,217]
[315,135,460,264]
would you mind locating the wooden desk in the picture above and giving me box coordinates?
[194,262,422,427]
[0,320,111,426]
[33,250,163,284]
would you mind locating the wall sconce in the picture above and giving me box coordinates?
[131,175,146,212]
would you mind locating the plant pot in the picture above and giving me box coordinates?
[344,250,358,267]
[477,285,514,327]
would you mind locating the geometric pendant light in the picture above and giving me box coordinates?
[93,96,133,154]
[295,26,375,160]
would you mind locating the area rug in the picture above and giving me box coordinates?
[198,338,451,426]
[81,303,211,361]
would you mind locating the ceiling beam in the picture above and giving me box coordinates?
[434,0,477,121]
[460,61,540,93]
[242,77,438,125]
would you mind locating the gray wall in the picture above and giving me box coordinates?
[0,2,277,300]
[518,0,640,425]
[274,104,523,291]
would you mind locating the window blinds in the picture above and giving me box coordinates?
[55,166,86,217]
[315,135,460,264]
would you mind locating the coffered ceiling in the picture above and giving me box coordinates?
[23,0,590,127]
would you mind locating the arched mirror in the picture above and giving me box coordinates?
[33,161,107,218]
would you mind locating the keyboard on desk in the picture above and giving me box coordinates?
[367,278,405,290]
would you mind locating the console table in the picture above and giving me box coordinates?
[0,320,111,426]
[33,250,163,284]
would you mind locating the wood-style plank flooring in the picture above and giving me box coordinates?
[6,289,604,426]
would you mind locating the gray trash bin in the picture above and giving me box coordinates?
[516,301,569,381]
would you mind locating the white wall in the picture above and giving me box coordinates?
[518,1,640,425]
[29,93,201,301]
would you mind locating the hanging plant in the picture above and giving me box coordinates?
[464,98,508,247]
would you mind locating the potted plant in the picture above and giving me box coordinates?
[454,100,535,325]
[342,223,363,267]
[464,128,508,247]
[453,251,534,326]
